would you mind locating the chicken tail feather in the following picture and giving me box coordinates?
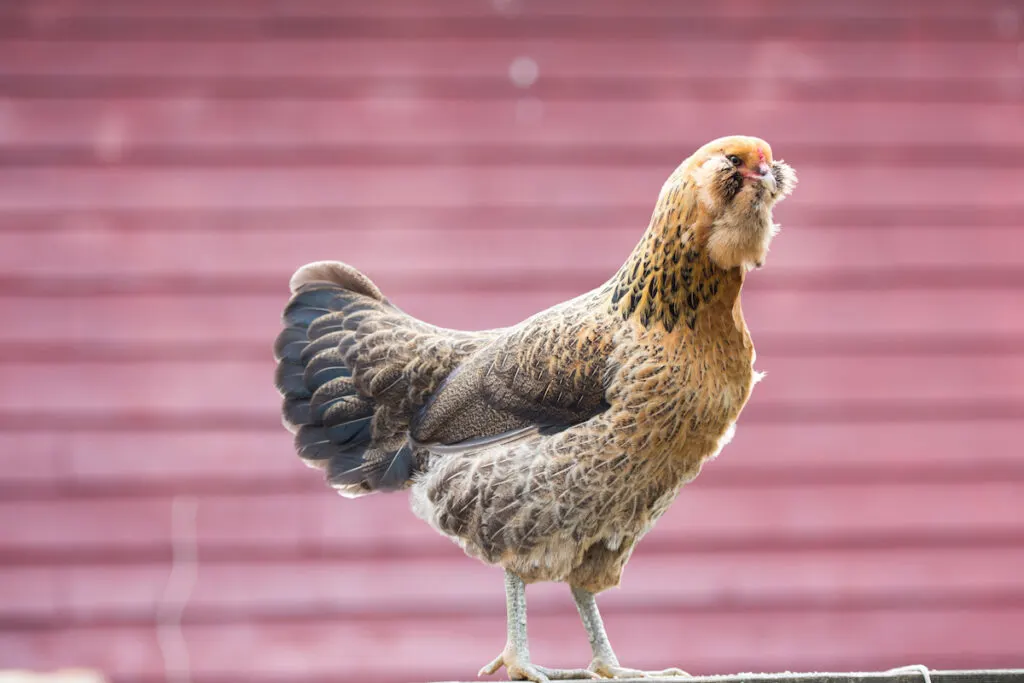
[274,261,415,498]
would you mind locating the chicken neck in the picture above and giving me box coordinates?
[607,195,745,336]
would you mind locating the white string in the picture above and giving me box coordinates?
[156,496,199,683]
[885,664,933,683]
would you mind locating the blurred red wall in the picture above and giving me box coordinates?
[0,0,1023,681]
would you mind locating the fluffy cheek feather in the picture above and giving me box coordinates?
[693,157,736,212]
[696,158,798,272]
[769,160,798,202]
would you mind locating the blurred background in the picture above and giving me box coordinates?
[0,0,1023,681]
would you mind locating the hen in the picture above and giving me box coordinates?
[274,136,797,681]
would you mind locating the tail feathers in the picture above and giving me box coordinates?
[337,443,415,491]
[303,348,351,388]
[275,261,415,497]
[273,327,307,363]
[289,260,385,300]
[282,397,312,428]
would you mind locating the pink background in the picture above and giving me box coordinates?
[0,0,1022,681]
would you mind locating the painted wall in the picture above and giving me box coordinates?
[1,1,1022,680]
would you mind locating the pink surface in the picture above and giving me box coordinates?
[1,0,1023,680]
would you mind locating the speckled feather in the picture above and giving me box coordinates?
[275,135,796,593]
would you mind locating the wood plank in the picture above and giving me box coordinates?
[0,224,641,280]
[5,547,1024,622]
[0,433,63,484]
[1,482,1022,556]
[741,290,1024,339]
[1,206,1018,232]
[0,166,1020,210]
[719,421,1024,478]
[1,355,1022,416]
[0,291,571,345]
[14,77,1014,105]
[3,421,1021,491]
[0,8,1010,46]
[0,0,1004,20]
[0,432,305,489]
[1,100,1019,148]
[432,675,1024,683]
[0,225,1020,279]
[0,40,1018,80]
[4,290,1022,346]
[1,22,1008,45]
[0,608,1020,682]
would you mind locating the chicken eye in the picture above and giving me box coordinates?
[727,154,743,166]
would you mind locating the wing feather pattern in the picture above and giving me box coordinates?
[411,299,613,452]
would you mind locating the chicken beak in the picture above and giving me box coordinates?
[742,163,777,193]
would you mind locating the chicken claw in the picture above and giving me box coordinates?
[480,651,597,682]
[590,660,690,679]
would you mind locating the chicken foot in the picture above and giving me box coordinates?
[480,570,597,682]
[570,585,689,679]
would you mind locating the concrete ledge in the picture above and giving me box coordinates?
[665,671,1024,683]
[440,671,1024,683]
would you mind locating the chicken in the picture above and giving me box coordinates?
[273,135,797,681]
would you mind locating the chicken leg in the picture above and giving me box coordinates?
[570,585,689,679]
[480,570,597,682]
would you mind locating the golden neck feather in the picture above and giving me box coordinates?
[608,176,743,334]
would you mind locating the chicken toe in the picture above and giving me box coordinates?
[589,661,690,679]
[480,651,596,682]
